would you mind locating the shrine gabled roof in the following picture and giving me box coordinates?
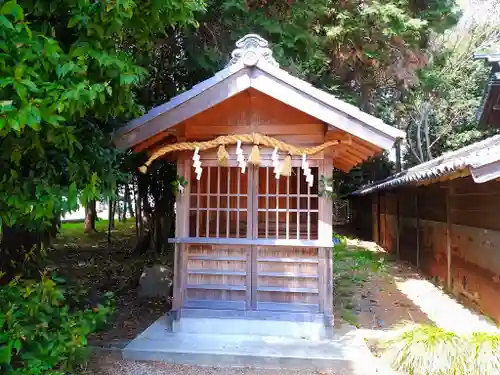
[114,34,405,151]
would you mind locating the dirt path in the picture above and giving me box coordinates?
[335,238,498,362]
[355,261,432,331]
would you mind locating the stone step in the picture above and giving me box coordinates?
[173,316,327,340]
[122,316,378,374]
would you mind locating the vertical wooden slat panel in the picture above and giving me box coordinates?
[252,166,259,240]
[180,244,187,308]
[324,246,334,320]
[297,167,300,240]
[184,157,191,235]
[173,155,186,311]
[206,167,211,237]
[266,167,269,238]
[286,175,290,239]
[416,191,420,269]
[307,180,311,240]
[246,243,253,309]
[396,191,400,259]
[196,172,200,237]
[247,167,254,240]
[319,158,333,318]
[227,168,230,238]
[276,171,279,239]
[237,169,240,238]
[251,245,257,309]
[318,247,326,313]
[446,184,452,289]
[173,243,182,310]
[216,166,220,237]
[251,166,259,309]
[372,193,379,243]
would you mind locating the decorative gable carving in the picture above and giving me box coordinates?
[228,34,279,67]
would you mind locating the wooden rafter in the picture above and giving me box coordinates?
[332,157,353,172]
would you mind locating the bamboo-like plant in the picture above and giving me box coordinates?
[465,332,500,374]
[382,324,500,375]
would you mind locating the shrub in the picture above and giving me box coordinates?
[0,274,113,375]
[383,324,500,375]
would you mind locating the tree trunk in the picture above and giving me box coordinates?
[423,102,433,161]
[122,186,128,222]
[84,200,97,233]
[416,109,424,162]
[125,183,134,219]
[110,199,116,229]
[108,198,113,244]
[134,180,140,238]
[116,198,122,223]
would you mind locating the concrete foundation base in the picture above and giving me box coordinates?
[122,315,378,374]
[173,316,327,340]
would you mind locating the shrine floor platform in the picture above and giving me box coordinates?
[121,314,387,375]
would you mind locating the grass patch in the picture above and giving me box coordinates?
[382,324,500,374]
[342,308,361,328]
[333,234,387,325]
[55,219,137,249]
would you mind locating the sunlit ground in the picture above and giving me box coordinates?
[343,238,499,339]
[395,278,499,333]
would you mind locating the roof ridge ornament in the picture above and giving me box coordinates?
[228,34,279,68]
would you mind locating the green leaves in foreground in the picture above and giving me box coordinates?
[383,324,500,375]
[0,0,205,231]
[0,275,113,375]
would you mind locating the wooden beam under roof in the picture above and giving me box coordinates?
[132,130,180,153]
[337,144,367,161]
[327,129,381,150]
[332,158,352,172]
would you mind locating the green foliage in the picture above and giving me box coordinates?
[176,0,459,113]
[318,175,337,200]
[383,324,500,375]
[341,308,360,328]
[0,0,204,236]
[322,156,394,196]
[334,240,387,280]
[172,175,188,195]
[333,235,387,325]
[0,274,113,374]
[324,0,458,109]
[400,3,500,165]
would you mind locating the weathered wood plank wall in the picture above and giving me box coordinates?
[363,176,500,322]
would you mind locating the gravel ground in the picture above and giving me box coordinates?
[81,353,354,375]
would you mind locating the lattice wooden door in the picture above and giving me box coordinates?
[186,164,321,312]
[251,166,321,312]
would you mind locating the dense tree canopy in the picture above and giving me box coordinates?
[0,0,204,267]
[400,0,500,165]
[1,0,203,225]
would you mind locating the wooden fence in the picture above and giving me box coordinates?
[352,175,500,322]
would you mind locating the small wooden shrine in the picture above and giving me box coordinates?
[115,34,404,330]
